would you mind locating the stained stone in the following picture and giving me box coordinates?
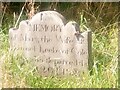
[9,11,92,76]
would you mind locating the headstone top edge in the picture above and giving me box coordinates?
[9,28,17,30]
[31,10,67,24]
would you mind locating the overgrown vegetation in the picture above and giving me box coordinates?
[0,2,119,88]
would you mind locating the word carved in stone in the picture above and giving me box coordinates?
[9,11,92,76]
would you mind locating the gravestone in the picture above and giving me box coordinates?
[9,11,92,76]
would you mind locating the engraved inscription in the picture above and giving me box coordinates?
[9,11,91,76]
[40,13,43,20]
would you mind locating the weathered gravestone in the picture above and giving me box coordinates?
[9,11,92,76]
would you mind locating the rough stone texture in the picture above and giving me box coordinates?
[9,11,92,76]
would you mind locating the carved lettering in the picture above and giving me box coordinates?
[9,11,91,76]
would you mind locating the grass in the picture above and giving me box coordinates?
[0,2,118,88]
[0,21,118,88]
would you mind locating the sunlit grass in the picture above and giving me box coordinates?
[0,2,118,88]
[0,22,118,88]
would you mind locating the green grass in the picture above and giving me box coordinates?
[0,3,118,88]
[0,22,118,88]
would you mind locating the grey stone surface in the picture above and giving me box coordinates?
[9,11,92,76]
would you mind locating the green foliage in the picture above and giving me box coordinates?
[1,20,118,88]
[0,2,118,88]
